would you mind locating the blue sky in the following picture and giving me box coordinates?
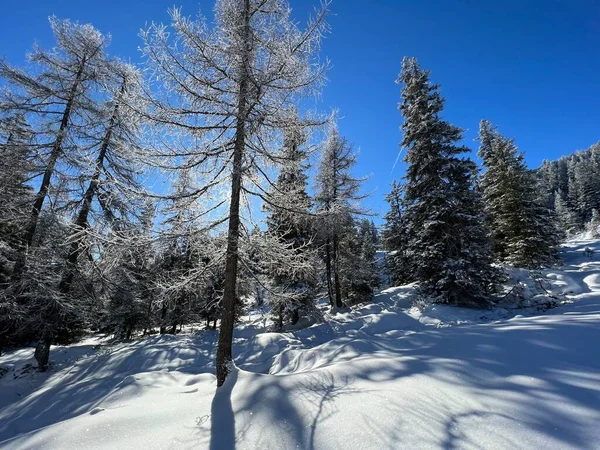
[1,0,599,223]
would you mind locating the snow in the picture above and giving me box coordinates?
[1,239,600,449]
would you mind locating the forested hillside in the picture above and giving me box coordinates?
[538,142,600,235]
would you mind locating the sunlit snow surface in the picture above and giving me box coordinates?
[1,239,599,449]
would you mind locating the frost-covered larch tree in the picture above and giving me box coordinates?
[398,57,501,305]
[478,119,561,268]
[26,62,149,370]
[58,62,146,296]
[0,18,110,281]
[315,123,368,308]
[141,0,328,386]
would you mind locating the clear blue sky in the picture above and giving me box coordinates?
[1,0,599,223]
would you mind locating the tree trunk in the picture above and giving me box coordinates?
[291,308,299,325]
[333,234,343,308]
[215,120,246,386]
[34,334,52,371]
[256,286,262,306]
[216,0,252,388]
[325,239,334,307]
[12,58,87,281]
[276,305,283,330]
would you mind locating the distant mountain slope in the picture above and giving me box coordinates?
[538,142,600,233]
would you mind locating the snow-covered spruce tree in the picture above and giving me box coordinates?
[478,120,561,268]
[586,209,600,238]
[263,121,318,328]
[141,0,328,386]
[0,18,109,281]
[572,147,600,224]
[315,124,369,308]
[565,156,584,227]
[369,220,381,248]
[537,142,600,234]
[538,157,570,202]
[553,191,580,236]
[340,218,379,305]
[355,219,380,293]
[382,181,413,285]
[398,58,501,305]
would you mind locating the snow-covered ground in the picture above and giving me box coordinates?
[1,239,600,449]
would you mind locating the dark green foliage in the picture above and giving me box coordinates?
[0,114,33,286]
[539,142,600,235]
[315,124,371,308]
[263,124,317,327]
[382,181,413,285]
[393,58,502,306]
[340,218,380,305]
[478,120,561,268]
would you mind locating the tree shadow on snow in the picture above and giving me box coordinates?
[209,369,237,450]
[294,371,362,450]
[340,306,600,449]
[0,333,218,442]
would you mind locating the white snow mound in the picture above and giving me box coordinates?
[1,238,599,449]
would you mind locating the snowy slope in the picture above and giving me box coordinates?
[1,239,600,449]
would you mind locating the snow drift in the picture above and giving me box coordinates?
[1,239,599,449]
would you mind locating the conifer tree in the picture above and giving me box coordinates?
[315,124,369,307]
[538,142,600,234]
[478,119,561,268]
[0,114,34,353]
[553,192,579,236]
[264,122,317,328]
[382,181,413,285]
[586,209,600,238]
[0,18,110,280]
[105,224,155,340]
[154,169,218,334]
[345,219,379,303]
[142,0,328,386]
[397,57,501,305]
[0,114,33,285]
